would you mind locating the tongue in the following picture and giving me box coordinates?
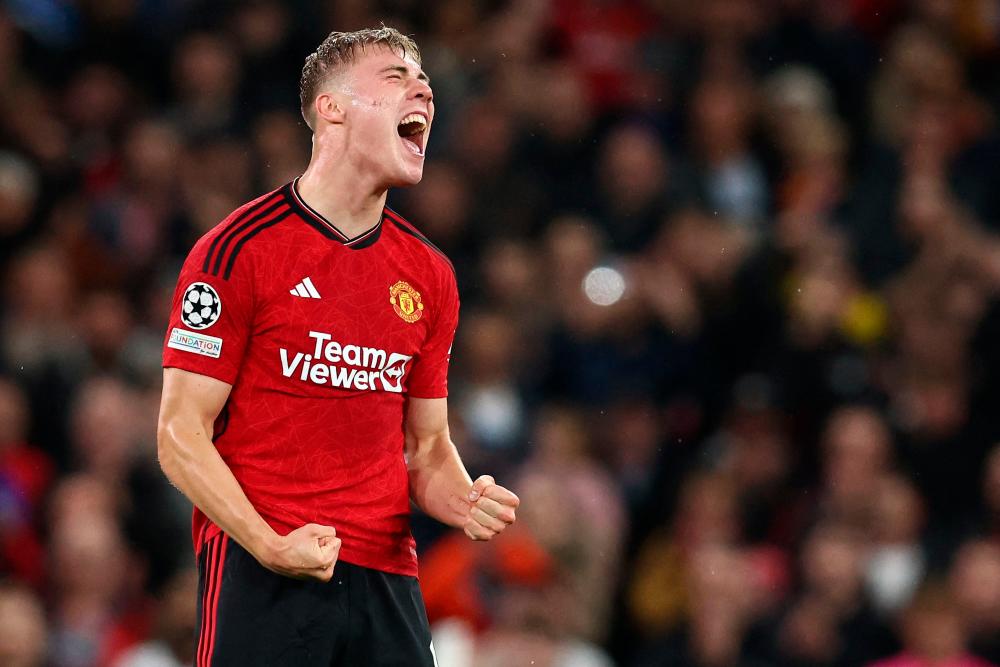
[401,135,422,154]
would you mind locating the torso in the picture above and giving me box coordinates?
[164,181,458,576]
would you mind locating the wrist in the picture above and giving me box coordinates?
[248,524,283,563]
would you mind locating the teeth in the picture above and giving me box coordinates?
[398,113,427,129]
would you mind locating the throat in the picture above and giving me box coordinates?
[293,174,387,240]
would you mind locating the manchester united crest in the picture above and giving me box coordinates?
[389,280,424,323]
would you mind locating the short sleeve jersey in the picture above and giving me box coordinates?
[162,180,459,576]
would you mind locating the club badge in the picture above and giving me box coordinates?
[389,280,424,323]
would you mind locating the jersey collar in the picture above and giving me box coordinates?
[285,178,383,250]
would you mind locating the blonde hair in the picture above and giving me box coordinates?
[299,26,421,128]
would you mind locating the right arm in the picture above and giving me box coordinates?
[157,366,340,580]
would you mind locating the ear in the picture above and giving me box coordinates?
[314,92,346,126]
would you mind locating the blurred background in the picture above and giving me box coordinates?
[2,0,1000,666]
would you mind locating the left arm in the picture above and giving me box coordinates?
[405,397,518,540]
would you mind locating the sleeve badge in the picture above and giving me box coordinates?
[180,282,222,329]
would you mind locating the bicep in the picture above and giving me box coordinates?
[404,397,449,441]
[159,367,233,436]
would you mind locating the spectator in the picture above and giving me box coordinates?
[0,581,48,667]
[113,568,198,667]
[0,378,52,588]
[865,474,927,616]
[868,583,995,667]
[777,521,895,665]
[688,75,768,227]
[819,406,893,526]
[949,541,1000,664]
[47,511,149,667]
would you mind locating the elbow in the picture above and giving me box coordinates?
[404,432,433,469]
[405,431,451,473]
[403,432,421,470]
[156,419,180,479]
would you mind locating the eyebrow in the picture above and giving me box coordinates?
[380,65,430,84]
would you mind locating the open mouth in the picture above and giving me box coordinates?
[397,113,427,156]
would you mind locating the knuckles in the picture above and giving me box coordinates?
[473,499,517,524]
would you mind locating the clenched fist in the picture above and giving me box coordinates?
[464,475,519,541]
[258,523,341,581]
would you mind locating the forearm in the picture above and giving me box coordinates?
[158,419,278,557]
[407,433,473,528]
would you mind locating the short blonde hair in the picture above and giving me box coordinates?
[299,26,421,128]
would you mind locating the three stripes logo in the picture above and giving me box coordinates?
[290,277,321,299]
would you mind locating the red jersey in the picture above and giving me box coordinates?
[162,179,459,576]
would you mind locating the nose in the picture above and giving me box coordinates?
[409,78,433,103]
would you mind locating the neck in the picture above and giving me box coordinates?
[296,140,389,238]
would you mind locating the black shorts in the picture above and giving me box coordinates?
[195,532,436,666]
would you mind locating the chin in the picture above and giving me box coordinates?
[389,166,424,188]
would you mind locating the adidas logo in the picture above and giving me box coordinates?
[290,277,321,299]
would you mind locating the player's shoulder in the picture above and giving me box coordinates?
[382,206,456,279]
[189,184,295,280]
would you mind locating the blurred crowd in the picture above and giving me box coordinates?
[2,0,1000,666]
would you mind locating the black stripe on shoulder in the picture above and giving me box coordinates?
[222,210,291,280]
[202,191,284,273]
[211,199,288,276]
[383,208,455,274]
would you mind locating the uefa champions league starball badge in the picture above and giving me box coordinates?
[181,282,222,330]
